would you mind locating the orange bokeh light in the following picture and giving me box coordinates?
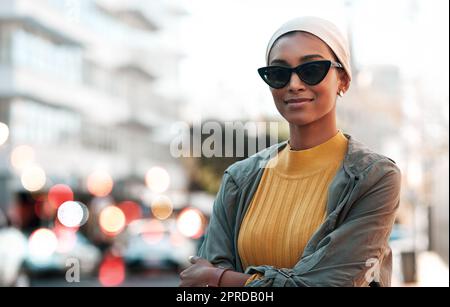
[87,170,113,197]
[21,165,46,192]
[99,206,126,236]
[145,166,170,193]
[10,145,35,170]
[176,208,205,239]
[151,195,173,220]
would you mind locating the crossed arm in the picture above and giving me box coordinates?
[179,256,251,287]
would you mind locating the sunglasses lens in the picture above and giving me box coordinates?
[259,67,291,89]
[298,61,331,85]
[258,61,332,88]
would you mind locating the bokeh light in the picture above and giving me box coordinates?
[98,254,125,287]
[28,228,58,259]
[117,201,142,225]
[57,201,89,228]
[0,122,9,146]
[99,206,126,236]
[87,170,114,197]
[145,166,170,193]
[21,165,46,192]
[34,200,55,220]
[54,223,78,253]
[141,219,165,245]
[151,195,173,220]
[170,231,186,247]
[48,184,74,209]
[176,208,205,239]
[10,145,35,170]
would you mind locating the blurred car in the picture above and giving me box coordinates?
[0,226,28,286]
[24,227,102,278]
[121,218,197,271]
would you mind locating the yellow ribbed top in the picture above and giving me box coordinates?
[238,130,348,274]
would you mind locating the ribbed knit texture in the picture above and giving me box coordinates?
[238,131,348,272]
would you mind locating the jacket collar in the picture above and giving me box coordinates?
[341,133,390,177]
[227,133,393,187]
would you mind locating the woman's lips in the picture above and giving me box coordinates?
[284,98,314,107]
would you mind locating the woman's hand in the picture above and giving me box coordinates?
[179,256,216,287]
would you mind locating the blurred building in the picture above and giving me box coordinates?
[337,64,403,151]
[338,57,449,272]
[0,0,189,211]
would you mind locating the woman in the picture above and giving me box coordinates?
[179,16,401,287]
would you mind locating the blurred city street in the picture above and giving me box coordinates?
[30,271,180,287]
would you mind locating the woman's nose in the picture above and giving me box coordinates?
[287,72,306,91]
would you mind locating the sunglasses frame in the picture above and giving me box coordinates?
[258,60,343,89]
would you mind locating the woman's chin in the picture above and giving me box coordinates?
[283,114,314,126]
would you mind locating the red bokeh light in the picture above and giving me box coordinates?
[98,254,125,287]
[117,201,142,225]
[34,200,55,220]
[48,184,74,209]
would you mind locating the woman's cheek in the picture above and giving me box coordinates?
[271,90,286,106]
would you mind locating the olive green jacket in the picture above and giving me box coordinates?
[198,134,402,287]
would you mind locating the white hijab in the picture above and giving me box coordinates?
[265,16,352,81]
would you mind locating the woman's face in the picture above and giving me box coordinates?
[268,31,349,126]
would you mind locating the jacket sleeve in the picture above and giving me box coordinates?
[197,171,240,270]
[244,159,402,287]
